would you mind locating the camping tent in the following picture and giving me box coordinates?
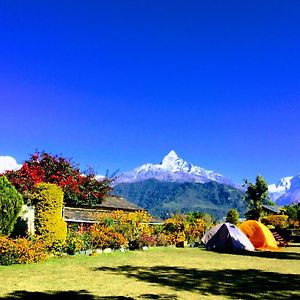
[201,223,255,252]
[239,220,278,251]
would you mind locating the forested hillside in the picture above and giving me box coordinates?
[113,179,245,220]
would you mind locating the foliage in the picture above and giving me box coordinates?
[226,208,239,225]
[0,235,47,265]
[65,225,92,254]
[163,213,210,245]
[0,176,24,236]
[98,210,153,249]
[243,175,271,221]
[284,203,300,228]
[5,151,113,206]
[262,215,289,229]
[113,178,245,220]
[31,183,67,246]
[90,224,127,250]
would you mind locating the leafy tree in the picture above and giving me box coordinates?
[243,175,271,221]
[0,176,24,235]
[226,208,239,224]
[284,203,300,228]
[5,151,113,207]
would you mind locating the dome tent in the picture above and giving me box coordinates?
[201,223,255,252]
[239,220,278,251]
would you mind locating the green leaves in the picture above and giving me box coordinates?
[243,175,271,221]
[0,176,24,235]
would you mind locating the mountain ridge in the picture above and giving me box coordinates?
[116,150,235,187]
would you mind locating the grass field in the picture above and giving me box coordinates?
[0,246,299,300]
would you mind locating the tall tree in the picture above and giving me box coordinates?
[243,175,271,221]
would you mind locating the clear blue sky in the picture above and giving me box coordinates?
[1,1,300,184]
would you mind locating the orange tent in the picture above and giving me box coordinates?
[239,220,278,251]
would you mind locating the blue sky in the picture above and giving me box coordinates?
[0,1,300,184]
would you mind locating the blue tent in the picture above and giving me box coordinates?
[201,222,255,252]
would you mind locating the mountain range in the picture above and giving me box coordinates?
[115,150,234,186]
[113,151,299,219]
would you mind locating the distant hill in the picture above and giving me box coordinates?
[113,179,246,220]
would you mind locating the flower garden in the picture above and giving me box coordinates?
[0,151,215,266]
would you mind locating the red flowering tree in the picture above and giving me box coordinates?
[5,152,113,207]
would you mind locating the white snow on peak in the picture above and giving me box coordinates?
[268,176,293,193]
[0,156,22,174]
[162,150,179,163]
[269,174,300,205]
[116,150,233,186]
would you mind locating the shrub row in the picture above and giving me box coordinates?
[0,235,47,265]
[0,210,213,265]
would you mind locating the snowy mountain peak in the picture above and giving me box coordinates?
[269,174,300,206]
[115,151,234,186]
[268,176,293,194]
[162,150,179,163]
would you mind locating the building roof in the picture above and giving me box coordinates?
[63,195,145,223]
[244,204,282,217]
[262,204,282,214]
[96,195,144,211]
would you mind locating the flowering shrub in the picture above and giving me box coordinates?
[155,233,170,247]
[0,235,47,265]
[5,151,113,207]
[98,210,153,249]
[163,215,187,245]
[262,215,289,229]
[163,213,210,245]
[139,234,157,247]
[90,225,127,249]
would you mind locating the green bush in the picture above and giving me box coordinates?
[65,227,92,255]
[0,176,24,236]
[226,208,239,225]
[32,183,67,246]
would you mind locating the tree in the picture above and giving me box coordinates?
[284,203,300,228]
[243,175,271,221]
[5,151,113,207]
[0,176,24,235]
[226,208,239,225]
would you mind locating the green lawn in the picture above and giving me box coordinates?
[0,246,299,300]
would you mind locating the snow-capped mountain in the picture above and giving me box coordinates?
[115,150,234,186]
[269,174,300,206]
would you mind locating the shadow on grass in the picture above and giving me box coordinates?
[238,249,300,260]
[203,248,300,260]
[95,266,300,299]
[0,290,177,300]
